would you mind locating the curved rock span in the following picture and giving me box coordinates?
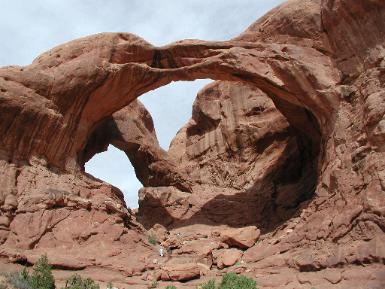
[0,0,385,288]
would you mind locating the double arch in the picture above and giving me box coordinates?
[0,32,340,174]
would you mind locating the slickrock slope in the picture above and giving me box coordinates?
[0,0,385,288]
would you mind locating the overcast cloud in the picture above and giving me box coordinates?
[0,0,284,208]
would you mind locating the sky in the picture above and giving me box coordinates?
[0,0,285,208]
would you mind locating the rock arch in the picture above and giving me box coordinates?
[1,32,335,232]
[0,32,337,173]
[1,0,384,287]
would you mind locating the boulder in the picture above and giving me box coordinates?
[219,226,260,249]
[148,224,169,243]
[212,248,243,269]
[157,263,201,281]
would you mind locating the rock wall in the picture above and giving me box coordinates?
[0,0,384,288]
[80,100,192,192]
[0,100,162,273]
[138,81,317,230]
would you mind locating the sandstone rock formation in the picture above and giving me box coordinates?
[1,0,385,288]
[212,248,243,269]
[157,263,201,282]
[80,100,192,192]
[137,81,310,229]
[0,100,160,276]
[219,226,260,249]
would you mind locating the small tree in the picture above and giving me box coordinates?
[7,255,55,289]
[29,255,55,289]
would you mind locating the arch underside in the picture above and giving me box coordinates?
[63,36,333,230]
[0,34,338,171]
[0,29,345,253]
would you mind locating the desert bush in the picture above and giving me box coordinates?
[219,273,256,289]
[148,281,159,289]
[62,274,99,289]
[29,255,55,289]
[165,286,176,289]
[4,255,104,289]
[7,255,54,289]
[148,281,158,289]
[0,281,7,289]
[6,269,31,289]
[199,279,215,289]
[148,233,157,245]
[198,273,257,289]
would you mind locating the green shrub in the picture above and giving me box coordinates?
[29,255,55,289]
[148,233,157,245]
[199,280,215,289]
[219,273,256,289]
[62,274,100,289]
[7,255,55,289]
[149,281,158,289]
[165,286,176,289]
[197,273,257,289]
[4,256,103,289]
[6,268,31,289]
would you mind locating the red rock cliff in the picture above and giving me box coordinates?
[0,0,384,288]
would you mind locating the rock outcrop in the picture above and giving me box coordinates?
[219,226,260,249]
[1,0,385,288]
[0,100,161,275]
[212,248,243,269]
[157,263,201,282]
[80,100,192,192]
[138,81,313,229]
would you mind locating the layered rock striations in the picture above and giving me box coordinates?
[0,0,385,288]
[138,81,316,230]
[0,100,159,275]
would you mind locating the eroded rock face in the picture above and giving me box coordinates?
[219,226,261,249]
[0,100,162,273]
[212,248,243,269]
[157,263,201,281]
[80,100,192,192]
[0,0,385,288]
[140,81,318,228]
[138,81,317,230]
